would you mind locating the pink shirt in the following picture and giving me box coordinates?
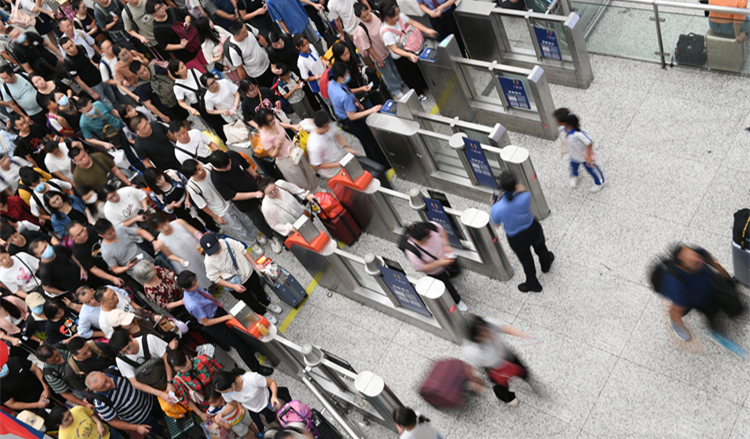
[260,119,292,160]
[0,295,29,336]
[352,15,389,62]
[404,223,447,276]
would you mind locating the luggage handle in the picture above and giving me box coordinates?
[278,405,305,427]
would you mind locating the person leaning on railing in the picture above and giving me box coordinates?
[708,0,750,42]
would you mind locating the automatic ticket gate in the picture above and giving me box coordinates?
[418,35,558,139]
[454,0,593,89]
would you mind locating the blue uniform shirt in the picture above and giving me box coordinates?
[184,288,220,322]
[266,0,310,35]
[490,191,534,237]
[328,81,357,121]
[416,0,452,10]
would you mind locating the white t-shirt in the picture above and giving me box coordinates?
[563,129,594,164]
[173,69,203,106]
[30,179,73,217]
[0,252,41,294]
[307,126,346,178]
[297,46,325,81]
[464,318,510,369]
[328,0,360,35]
[99,55,120,93]
[187,166,232,217]
[228,28,270,78]
[104,187,148,227]
[0,156,31,193]
[222,372,270,413]
[380,13,412,59]
[175,130,213,163]
[204,79,239,123]
[44,145,74,182]
[399,416,440,439]
[99,294,137,339]
[115,334,169,378]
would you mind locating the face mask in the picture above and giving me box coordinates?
[34,182,46,193]
[0,364,7,378]
[32,305,43,315]
[58,95,69,107]
[42,245,54,259]
[86,109,96,117]
[85,193,98,205]
[16,33,26,44]
[344,74,351,84]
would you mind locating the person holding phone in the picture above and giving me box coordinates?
[213,368,292,434]
[94,218,162,280]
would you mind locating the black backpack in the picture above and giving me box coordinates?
[674,33,707,66]
[733,209,750,250]
[43,365,87,392]
[649,259,684,296]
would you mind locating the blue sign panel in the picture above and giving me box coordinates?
[419,47,437,61]
[533,26,562,61]
[377,265,432,317]
[423,197,463,249]
[462,138,498,189]
[380,100,398,114]
[498,77,531,110]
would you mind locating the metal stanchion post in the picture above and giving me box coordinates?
[354,371,403,433]
[302,344,352,393]
[364,254,400,307]
[460,208,514,281]
[415,277,467,344]
[500,145,550,220]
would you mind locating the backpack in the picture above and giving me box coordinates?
[43,364,87,392]
[174,68,207,109]
[674,33,707,66]
[116,334,168,390]
[381,19,424,55]
[222,38,244,82]
[734,208,750,250]
[648,259,684,296]
[66,341,115,377]
[169,9,200,53]
[319,68,332,99]
[137,65,178,108]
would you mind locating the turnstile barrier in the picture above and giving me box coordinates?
[454,0,593,89]
[417,36,558,139]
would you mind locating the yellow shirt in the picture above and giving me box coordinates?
[59,407,110,439]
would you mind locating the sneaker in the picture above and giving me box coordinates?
[569,177,578,188]
[708,330,749,360]
[418,94,428,102]
[669,318,692,341]
[506,398,520,407]
[271,238,283,254]
[265,314,278,325]
[267,303,283,314]
[589,181,607,193]
[541,252,555,273]
[250,242,264,257]
[457,300,468,312]
[518,283,543,293]
[257,234,267,245]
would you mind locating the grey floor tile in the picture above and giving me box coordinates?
[690,166,750,235]
[680,226,733,273]
[516,258,652,355]
[584,359,742,438]
[722,130,750,174]
[391,320,465,361]
[729,403,750,439]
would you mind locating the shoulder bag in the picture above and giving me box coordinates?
[117,334,169,390]
[93,107,121,147]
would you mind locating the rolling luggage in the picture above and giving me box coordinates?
[311,409,342,439]
[733,241,750,287]
[263,265,307,308]
[316,192,361,245]
[419,359,469,408]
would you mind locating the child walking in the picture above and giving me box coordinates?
[553,108,606,193]
[273,62,315,119]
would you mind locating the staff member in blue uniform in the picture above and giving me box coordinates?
[327,62,389,168]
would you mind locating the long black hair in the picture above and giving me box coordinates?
[43,190,70,219]
[498,171,517,201]
[397,222,437,257]
[0,297,22,319]
[552,107,581,131]
[143,168,173,196]
[194,16,221,46]
[213,368,245,391]
[393,407,429,427]
[331,42,360,78]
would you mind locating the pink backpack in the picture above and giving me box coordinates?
[382,19,425,55]
[277,400,314,430]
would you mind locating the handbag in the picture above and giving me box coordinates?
[117,334,168,390]
[288,144,304,165]
[94,107,121,147]
[223,120,250,145]
[175,376,205,406]
[10,0,36,29]
[487,361,525,387]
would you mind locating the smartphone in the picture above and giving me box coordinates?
[490,192,500,204]
[136,254,145,261]
[268,401,276,410]
[366,81,373,88]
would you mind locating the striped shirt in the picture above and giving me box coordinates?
[43,349,73,394]
[93,375,155,424]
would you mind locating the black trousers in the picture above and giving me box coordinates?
[203,307,261,370]
[432,269,461,304]
[506,219,551,289]
[339,117,389,168]
[247,386,292,433]
[238,203,275,239]
[488,350,527,403]
[253,66,276,89]
[228,271,271,315]
[394,55,427,96]
[429,7,466,56]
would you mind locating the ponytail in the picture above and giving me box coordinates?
[213,368,245,391]
[497,171,517,202]
[552,107,581,131]
[417,414,430,424]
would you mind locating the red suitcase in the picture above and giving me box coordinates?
[320,209,360,245]
[419,359,468,408]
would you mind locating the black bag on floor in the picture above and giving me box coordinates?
[734,208,750,249]
[311,409,342,439]
[674,33,707,65]
[358,156,392,189]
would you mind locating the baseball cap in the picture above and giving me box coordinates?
[108,309,135,328]
[25,292,45,309]
[200,233,221,256]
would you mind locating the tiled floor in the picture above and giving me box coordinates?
[219,53,750,439]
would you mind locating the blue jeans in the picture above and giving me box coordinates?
[91,83,114,108]
[378,56,405,96]
[709,18,750,37]
[303,22,321,45]
[570,160,604,185]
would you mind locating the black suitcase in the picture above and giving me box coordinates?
[358,156,392,189]
[674,33,707,65]
[311,409,343,439]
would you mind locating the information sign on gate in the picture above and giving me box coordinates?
[497,77,531,110]
[377,265,432,317]
[423,197,463,249]
[533,26,562,61]
[462,138,499,190]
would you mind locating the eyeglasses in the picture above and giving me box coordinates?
[206,80,217,87]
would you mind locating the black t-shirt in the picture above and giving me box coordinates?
[69,342,116,375]
[152,9,196,64]
[38,245,89,293]
[64,45,102,87]
[12,33,58,67]
[74,9,100,37]
[24,313,45,338]
[136,65,172,114]
[14,124,50,171]
[266,34,299,74]
[72,225,108,273]
[241,87,278,124]
[7,230,49,256]
[134,122,181,170]
[0,357,45,405]
[237,0,275,37]
[35,80,72,108]
[45,308,79,345]
[210,151,261,211]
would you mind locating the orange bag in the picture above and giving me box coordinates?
[315,192,344,220]
[235,150,258,171]
[250,132,268,158]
